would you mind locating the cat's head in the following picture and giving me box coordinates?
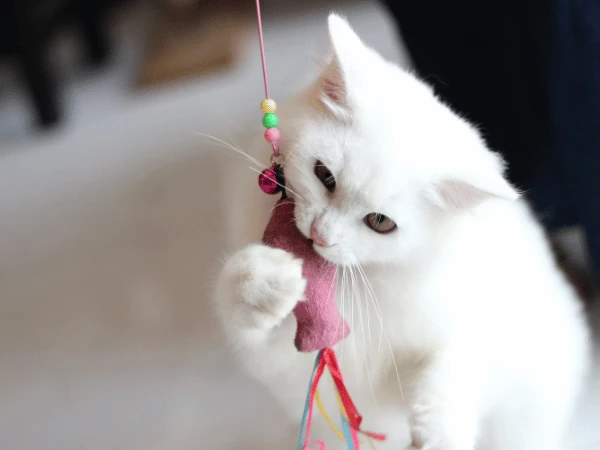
[280,14,518,266]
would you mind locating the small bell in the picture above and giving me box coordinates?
[258,163,282,195]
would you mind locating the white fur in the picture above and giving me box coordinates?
[214,14,590,450]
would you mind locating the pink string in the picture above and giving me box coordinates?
[255,0,270,99]
[254,0,280,157]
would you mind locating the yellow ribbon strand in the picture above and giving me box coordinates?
[315,387,345,440]
[314,387,377,449]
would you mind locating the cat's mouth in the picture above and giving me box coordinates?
[291,197,340,259]
[308,239,334,249]
[308,238,345,266]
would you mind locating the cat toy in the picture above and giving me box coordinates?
[253,2,386,448]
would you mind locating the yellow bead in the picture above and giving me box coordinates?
[260,99,277,114]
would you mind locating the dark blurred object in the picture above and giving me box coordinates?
[382,0,600,295]
[551,235,596,301]
[0,0,112,126]
[136,0,250,88]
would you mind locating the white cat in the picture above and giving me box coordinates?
[214,14,590,450]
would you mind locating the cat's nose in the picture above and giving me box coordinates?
[310,221,331,247]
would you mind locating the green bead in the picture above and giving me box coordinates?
[262,113,279,128]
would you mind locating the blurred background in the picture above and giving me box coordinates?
[0,0,598,449]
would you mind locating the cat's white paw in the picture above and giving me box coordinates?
[218,244,306,332]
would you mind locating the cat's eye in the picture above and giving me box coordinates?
[364,213,397,234]
[314,160,336,192]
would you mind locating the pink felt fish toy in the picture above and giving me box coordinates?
[262,198,350,352]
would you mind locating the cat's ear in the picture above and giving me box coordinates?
[319,14,367,111]
[428,178,519,210]
[426,157,520,210]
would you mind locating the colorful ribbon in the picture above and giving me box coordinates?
[297,348,386,449]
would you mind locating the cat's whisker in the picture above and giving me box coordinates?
[338,266,344,360]
[313,259,335,285]
[327,265,345,349]
[224,129,247,156]
[348,265,359,391]
[268,201,293,214]
[359,264,372,344]
[356,263,384,350]
[355,265,383,407]
[283,146,304,163]
[357,263,404,400]
[201,141,256,164]
[267,196,306,217]
[193,132,264,168]
[350,265,379,410]
[248,167,306,201]
[340,266,348,365]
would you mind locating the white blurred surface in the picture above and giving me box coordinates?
[0,1,598,449]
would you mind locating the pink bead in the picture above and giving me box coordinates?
[264,127,280,143]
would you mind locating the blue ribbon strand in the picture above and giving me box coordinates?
[297,351,323,450]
